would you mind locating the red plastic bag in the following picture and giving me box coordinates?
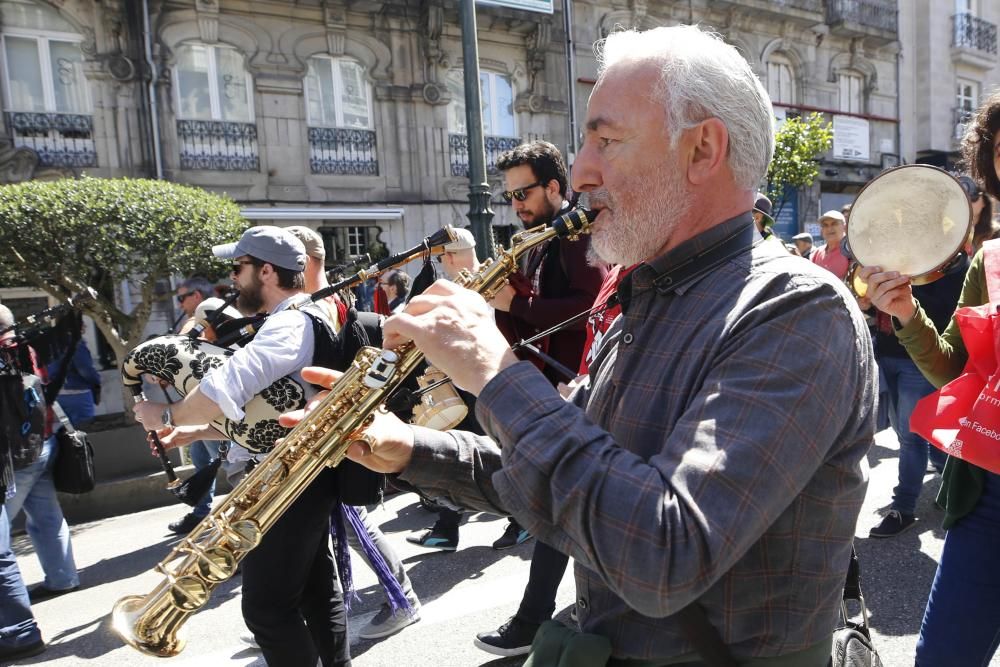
[911,303,1000,473]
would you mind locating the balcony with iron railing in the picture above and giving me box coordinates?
[176,119,259,171]
[5,111,97,169]
[448,134,520,178]
[307,127,378,176]
[952,13,998,67]
[826,0,898,45]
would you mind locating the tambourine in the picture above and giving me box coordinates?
[846,164,972,298]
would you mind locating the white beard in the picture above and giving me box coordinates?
[588,166,693,266]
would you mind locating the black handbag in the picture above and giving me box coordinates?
[832,546,884,667]
[51,402,96,494]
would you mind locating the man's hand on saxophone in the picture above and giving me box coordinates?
[382,279,519,396]
[278,366,416,474]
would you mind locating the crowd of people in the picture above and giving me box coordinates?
[6,21,1000,667]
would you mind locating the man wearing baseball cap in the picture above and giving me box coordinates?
[792,232,814,259]
[133,225,353,666]
[436,227,479,280]
[811,210,849,280]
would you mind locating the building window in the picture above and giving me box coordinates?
[766,54,795,105]
[446,69,515,137]
[173,43,257,171]
[837,70,864,114]
[304,56,378,175]
[305,56,372,129]
[955,79,979,139]
[175,44,253,122]
[446,69,517,177]
[346,226,367,257]
[0,0,94,168]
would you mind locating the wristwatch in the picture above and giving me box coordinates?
[161,406,174,429]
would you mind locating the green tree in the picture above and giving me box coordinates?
[0,177,246,364]
[767,113,834,216]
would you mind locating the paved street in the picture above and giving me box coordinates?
[9,428,1000,667]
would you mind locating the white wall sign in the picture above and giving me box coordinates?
[477,0,554,13]
[832,115,870,162]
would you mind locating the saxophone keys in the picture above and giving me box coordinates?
[168,575,209,612]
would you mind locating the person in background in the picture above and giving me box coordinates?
[751,193,780,244]
[47,333,101,429]
[165,276,222,535]
[0,306,79,606]
[380,270,410,314]
[286,226,347,332]
[0,304,47,662]
[811,210,850,280]
[959,175,1000,255]
[860,89,1000,665]
[792,232,815,259]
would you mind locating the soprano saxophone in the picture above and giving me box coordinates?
[111,209,594,657]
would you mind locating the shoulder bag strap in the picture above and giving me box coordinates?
[51,400,76,434]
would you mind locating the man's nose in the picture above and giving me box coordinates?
[571,140,601,193]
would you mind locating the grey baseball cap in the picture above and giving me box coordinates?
[213,226,307,272]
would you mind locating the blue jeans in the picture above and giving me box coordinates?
[916,470,1000,665]
[8,436,78,591]
[188,440,220,519]
[880,355,947,515]
[0,504,41,650]
[56,393,95,429]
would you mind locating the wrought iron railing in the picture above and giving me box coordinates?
[448,134,520,178]
[954,106,974,140]
[176,119,259,171]
[5,111,96,168]
[953,13,998,55]
[826,0,898,33]
[307,127,378,175]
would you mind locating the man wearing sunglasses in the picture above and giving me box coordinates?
[134,226,353,667]
[476,140,608,657]
[164,276,220,536]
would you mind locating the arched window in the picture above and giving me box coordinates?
[837,70,864,114]
[445,69,516,177]
[174,43,253,122]
[304,56,372,129]
[446,69,515,137]
[766,54,795,105]
[303,55,377,175]
[0,0,94,167]
[173,43,256,171]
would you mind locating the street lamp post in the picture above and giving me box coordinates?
[458,0,495,260]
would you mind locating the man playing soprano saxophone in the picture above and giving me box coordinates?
[291,25,874,666]
[134,226,351,667]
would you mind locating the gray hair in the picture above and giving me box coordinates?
[179,277,214,298]
[596,25,774,191]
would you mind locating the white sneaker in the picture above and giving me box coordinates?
[359,603,421,640]
[239,632,260,649]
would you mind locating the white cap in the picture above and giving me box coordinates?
[444,228,476,252]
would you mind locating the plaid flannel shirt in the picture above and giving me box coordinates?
[402,214,875,662]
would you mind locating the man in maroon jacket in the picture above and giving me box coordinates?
[475,140,608,656]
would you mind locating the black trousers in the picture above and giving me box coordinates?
[516,539,570,624]
[241,468,350,667]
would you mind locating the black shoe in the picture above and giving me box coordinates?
[492,520,532,550]
[474,616,539,657]
[406,527,458,551]
[168,513,202,535]
[869,510,916,538]
[0,639,45,661]
[28,584,79,603]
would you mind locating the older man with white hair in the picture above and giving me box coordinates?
[301,25,874,665]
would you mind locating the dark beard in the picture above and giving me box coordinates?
[237,277,264,313]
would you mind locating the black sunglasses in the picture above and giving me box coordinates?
[502,182,543,202]
[230,259,255,274]
[176,292,195,304]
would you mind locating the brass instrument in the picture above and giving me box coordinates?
[111,209,594,657]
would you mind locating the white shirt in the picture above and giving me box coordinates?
[201,294,315,421]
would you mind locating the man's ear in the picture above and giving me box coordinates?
[686,118,730,185]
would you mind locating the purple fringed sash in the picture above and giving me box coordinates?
[331,504,412,615]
